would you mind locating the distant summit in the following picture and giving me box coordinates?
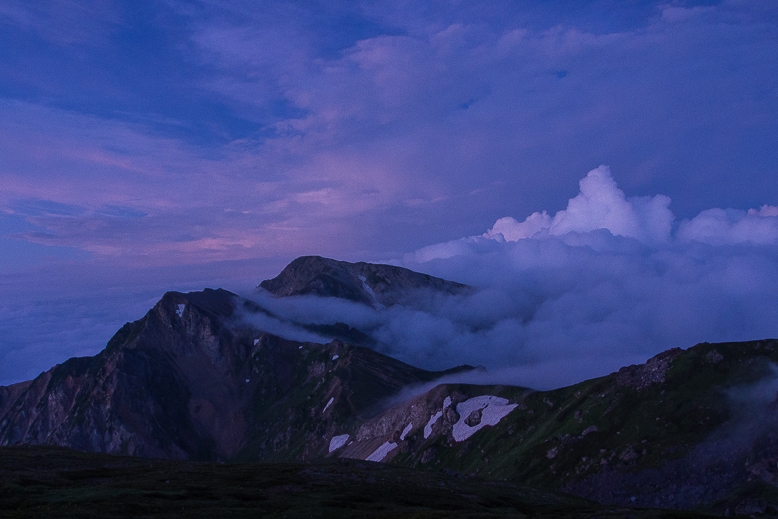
[257,255,471,308]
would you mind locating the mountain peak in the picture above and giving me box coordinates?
[257,255,471,308]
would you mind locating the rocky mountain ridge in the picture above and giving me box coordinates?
[257,255,471,308]
[2,256,778,514]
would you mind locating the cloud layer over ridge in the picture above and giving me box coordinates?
[246,166,778,390]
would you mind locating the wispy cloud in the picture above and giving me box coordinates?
[2,2,776,269]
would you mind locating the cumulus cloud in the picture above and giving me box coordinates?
[379,167,778,388]
[678,206,778,245]
[484,166,673,243]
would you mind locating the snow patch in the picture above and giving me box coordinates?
[176,304,185,317]
[424,411,443,439]
[323,397,334,413]
[451,395,518,442]
[400,422,413,440]
[253,339,260,345]
[443,396,452,408]
[329,434,350,453]
[366,441,397,462]
[358,275,385,310]
[245,378,249,383]
[332,354,339,361]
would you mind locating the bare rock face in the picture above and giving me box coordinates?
[0,289,241,459]
[464,409,482,427]
[615,348,682,390]
[420,446,437,463]
[444,407,460,425]
[705,349,724,364]
[257,256,471,308]
[0,380,32,420]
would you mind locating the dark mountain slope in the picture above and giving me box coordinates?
[0,380,32,424]
[0,287,471,463]
[0,289,240,459]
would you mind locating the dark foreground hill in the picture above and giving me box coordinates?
[2,256,778,515]
[0,445,712,519]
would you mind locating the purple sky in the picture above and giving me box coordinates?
[1,1,777,386]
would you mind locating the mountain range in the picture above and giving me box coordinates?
[2,255,777,516]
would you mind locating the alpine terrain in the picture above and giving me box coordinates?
[2,255,777,516]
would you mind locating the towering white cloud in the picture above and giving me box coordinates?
[484,166,674,244]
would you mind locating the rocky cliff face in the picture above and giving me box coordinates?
[0,289,240,459]
[0,380,32,421]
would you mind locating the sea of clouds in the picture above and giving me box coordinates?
[249,166,778,390]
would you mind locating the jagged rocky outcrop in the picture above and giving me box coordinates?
[257,255,471,308]
[0,289,243,458]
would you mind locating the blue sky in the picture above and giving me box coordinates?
[1,1,777,386]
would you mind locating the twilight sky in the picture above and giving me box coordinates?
[1,1,777,387]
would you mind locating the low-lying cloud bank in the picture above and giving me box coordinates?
[250,166,778,390]
[398,166,778,387]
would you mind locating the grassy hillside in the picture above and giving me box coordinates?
[390,340,778,512]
